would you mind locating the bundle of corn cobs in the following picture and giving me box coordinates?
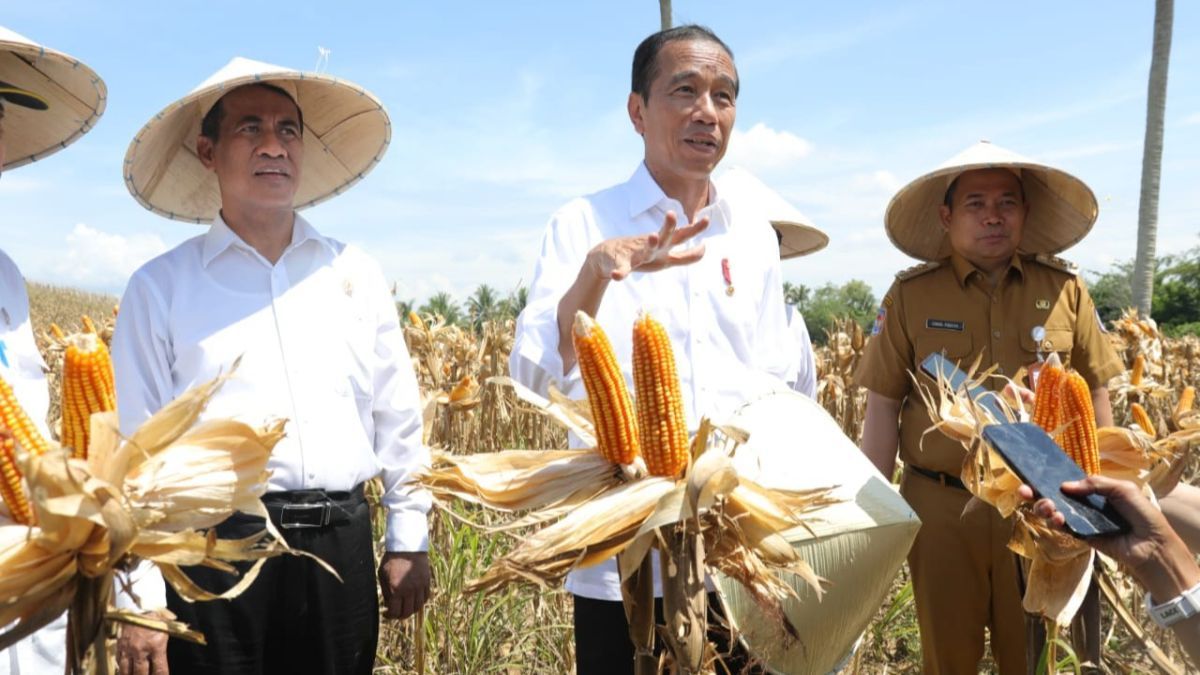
[919,353,1200,625]
[421,310,837,673]
[0,320,300,674]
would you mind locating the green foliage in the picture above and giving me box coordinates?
[1164,322,1200,338]
[419,291,464,326]
[1087,243,1200,332]
[793,279,877,345]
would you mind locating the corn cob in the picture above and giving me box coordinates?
[0,374,51,457]
[49,323,65,340]
[0,430,35,525]
[1130,402,1156,439]
[1130,354,1145,386]
[632,312,688,477]
[1031,362,1066,437]
[1061,372,1100,476]
[60,333,117,459]
[1178,386,1196,418]
[408,311,425,330]
[572,312,640,465]
[448,376,475,403]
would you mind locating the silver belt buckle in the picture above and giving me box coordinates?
[279,502,332,529]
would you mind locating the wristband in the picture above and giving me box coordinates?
[1146,581,1200,628]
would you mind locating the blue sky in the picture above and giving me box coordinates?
[2,1,1197,308]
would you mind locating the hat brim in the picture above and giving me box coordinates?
[0,28,106,169]
[884,145,1098,262]
[773,220,829,259]
[124,61,390,223]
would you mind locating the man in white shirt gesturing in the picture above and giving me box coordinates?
[511,25,794,674]
[112,58,430,675]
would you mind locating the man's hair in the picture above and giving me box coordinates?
[631,24,738,103]
[943,170,1027,208]
[199,83,304,143]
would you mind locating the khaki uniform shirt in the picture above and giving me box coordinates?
[854,251,1123,475]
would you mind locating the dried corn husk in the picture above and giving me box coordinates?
[0,369,316,674]
[919,356,1151,625]
[419,376,839,647]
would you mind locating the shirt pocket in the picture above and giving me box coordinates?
[1019,325,1074,365]
[913,331,975,366]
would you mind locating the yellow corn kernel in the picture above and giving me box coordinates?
[572,312,640,465]
[632,312,688,478]
[0,375,51,458]
[61,333,117,459]
[1130,402,1156,439]
[1031,363,1066,439]
[0,431,35,526]
[1130,354,1145,386]
[1061,372,1100,476]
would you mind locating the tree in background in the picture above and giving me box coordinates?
[467,284,502,334]
[1089,244,1200,336]
[790,279,876,346]
[1132,0,1174,316]
[783,281,811,310]
[420,291,464,326]
[501,285,529,321]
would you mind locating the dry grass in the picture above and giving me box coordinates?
[24,284,1200,674]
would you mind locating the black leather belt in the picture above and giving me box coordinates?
[907,464,967,491]
[262,484,366,530]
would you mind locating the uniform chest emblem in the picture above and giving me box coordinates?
[926,319,964,332]
[720,258,734,296]
[872,305,886,336]
[1035,299,1050,310]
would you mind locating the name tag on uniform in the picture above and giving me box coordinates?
[926,319,964,332]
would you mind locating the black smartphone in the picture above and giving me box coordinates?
[981,423,1129,538]
[918,352,1010,422]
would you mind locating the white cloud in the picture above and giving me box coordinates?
[54,224,167,292]
[1181,112,1200,127]
[724,122,814,171]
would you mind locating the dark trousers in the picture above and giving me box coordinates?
[573,592,761,675]
[166,487,378,675]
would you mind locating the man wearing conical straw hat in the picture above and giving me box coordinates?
[512,25,797,673]
[112,57,430,674]
[717,165,827,398]
[0,24,105,675]
[854,141,1123,673]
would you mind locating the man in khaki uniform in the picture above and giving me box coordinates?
[855,141,1123,674]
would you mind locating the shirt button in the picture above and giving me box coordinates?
[307,473,316,480]
[993,331,1001,339]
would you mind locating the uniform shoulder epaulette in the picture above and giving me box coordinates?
[895,260,942,281]
[1032,253,1080,275]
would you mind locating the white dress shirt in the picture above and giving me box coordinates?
[112,213,429,608]
[785,303,818,399]
[511,163,795,600]
[0,249,66,675]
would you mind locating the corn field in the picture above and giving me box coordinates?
[25,284,1200,674]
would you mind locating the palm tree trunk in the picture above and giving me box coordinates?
[1132,0,1174,317]
[659,0,672,30]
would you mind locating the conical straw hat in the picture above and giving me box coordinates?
[124,57,390,223]
[716,166,828,259]
[0,25,106,169]
[885,140,1097,261]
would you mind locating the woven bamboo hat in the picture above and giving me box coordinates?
[0,25,106,169]
[124,56,390,223]
[717,166,828,259]
[885,140,1097,261]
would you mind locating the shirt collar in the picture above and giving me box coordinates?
[201,212,334,268]
[625,162,725,223]
[949,250,1025,288]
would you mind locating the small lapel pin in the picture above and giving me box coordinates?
[721,257,734,296]
[1035,299,1050,310]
